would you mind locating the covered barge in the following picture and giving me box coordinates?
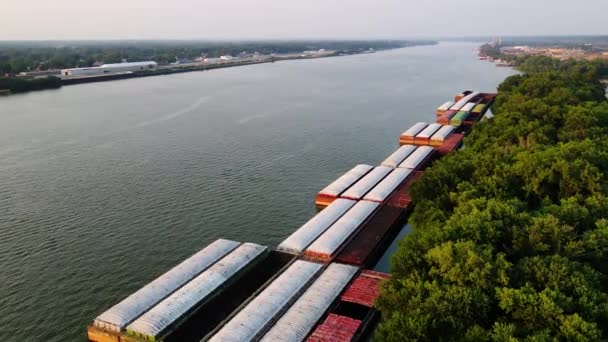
[87,90,496,342]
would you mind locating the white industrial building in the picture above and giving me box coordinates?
[61,61,157,77]
[202,57,221,64]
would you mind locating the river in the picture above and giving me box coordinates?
[0,42,516,341]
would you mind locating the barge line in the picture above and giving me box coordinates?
[87,89,497,342]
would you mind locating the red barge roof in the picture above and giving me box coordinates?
[307,314,362,342]
[341,270,391,308]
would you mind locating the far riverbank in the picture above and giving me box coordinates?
[0,42,438,94]
[61,46,432,86]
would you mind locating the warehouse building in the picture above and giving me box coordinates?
[61,61,157,77]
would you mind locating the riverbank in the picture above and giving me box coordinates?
[0,44,436,93]
[60,58,274,85]
[58,47,417,86]
[0,54,341,93]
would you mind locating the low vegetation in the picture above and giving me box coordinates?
[375,56,608,340]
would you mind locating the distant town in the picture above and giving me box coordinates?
[498,45,608,61]
[473,37,608,72]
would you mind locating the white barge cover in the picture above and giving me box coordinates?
[430,125,455,143]
[317,164,373,197]
[363,168,413,203]
[461,102,476,112]
[125,243,267,340]
[305,201,380,257]
[340,166,392,200]
[380,145,417,168]
[437,100,455,111]
[450,91,480,111]
[260,263,358,342]
[400,122,428,139]
[415,123,442,140]
[93,239,240,333]
[398,146,435,170]
[209,260,323,342]
[277,199,356,255]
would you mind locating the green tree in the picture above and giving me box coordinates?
[376,57,608,341]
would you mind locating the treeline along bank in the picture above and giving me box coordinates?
[375,55,608,340]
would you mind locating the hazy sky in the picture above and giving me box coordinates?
[3,0,607,40]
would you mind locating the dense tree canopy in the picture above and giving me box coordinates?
[0,76,61,93]
[375,57,608,341]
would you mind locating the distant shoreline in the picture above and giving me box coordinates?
[0,42,438,96]
[59,47,414,86]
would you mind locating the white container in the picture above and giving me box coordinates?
[398,146,435,170]
[260,263,358,342]
[450,91,480,111]
[430,125,455,144]
[400,122,428,139]
[277,199,356,255]
[415,123,442,140]
[461,102,476,112]
[437,100,455,111]
[93,239,240,333]
[380,145,417,168]
[209,260,323,341]
[318,164,373,197]
[341,166,392,200]
[125,243,267,340]
[305,201,379,258]
[363,168,413,203]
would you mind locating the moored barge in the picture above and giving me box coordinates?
[87,90,496,342]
